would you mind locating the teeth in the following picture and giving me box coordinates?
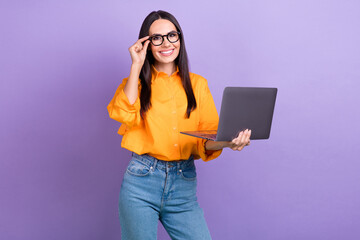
[161,50,173,54]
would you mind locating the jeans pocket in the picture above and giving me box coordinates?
[180,161,197,181]
[126,158,151,177]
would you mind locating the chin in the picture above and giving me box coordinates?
[159,58,176,64]
[155,55,178,64]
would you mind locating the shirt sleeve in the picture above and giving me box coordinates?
[107,78,141,129]
[197,77,223,161]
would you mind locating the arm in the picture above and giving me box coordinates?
[123,64,142,105]
[205,140,229,150]
[196,78,223,161]
[107,77,141,128]
[107,36,150,128]
[124,36,150,104]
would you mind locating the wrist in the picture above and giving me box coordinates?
[131,63,143,73]
[224,141,232,148]
[205,140,230,151]
[220,141,231,149]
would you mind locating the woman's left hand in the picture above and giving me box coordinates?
[228,129,251,151]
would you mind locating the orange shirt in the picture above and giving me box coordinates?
[107,66,222,161]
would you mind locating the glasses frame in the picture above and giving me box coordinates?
[149,31,181,46]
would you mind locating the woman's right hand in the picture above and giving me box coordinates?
[128,36,150,67]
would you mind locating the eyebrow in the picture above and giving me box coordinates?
[150,30,177,36]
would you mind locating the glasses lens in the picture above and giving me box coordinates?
[151,35,163,46]
[168,32,179,43]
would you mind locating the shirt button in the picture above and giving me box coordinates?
[174,144,178,147]
[173,127,177,130]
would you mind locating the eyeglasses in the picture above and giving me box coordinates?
[149,31,181,46]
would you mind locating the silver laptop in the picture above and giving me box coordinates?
[180,87,278,141]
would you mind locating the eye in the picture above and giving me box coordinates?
[151,35,162,41]
[168,32,177,38]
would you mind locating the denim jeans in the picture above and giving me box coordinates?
[119,152,212,240]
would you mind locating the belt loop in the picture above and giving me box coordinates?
[153,159,158,170]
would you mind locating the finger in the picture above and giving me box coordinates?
[246,129,251,138]
[141,40,150,53]
[237,129,248,142]
[237,142,246,150]
[136,35,150,44]
[233,146,241,151]
[237,130,249,148]
[240,129,248,144]
[231,137,238,146]
[234,131,243,145]
[236,146,245,151]
[237,130,244,138]
[231,141,239,150]
[245,130,251,144]
[237,131,245,140]
[130,36,149,51]
[129,43,142,53]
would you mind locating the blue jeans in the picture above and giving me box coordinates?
[119,152,212,240]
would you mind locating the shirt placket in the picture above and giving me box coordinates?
[168,76,180,159]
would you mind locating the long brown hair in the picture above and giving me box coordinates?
[138,10,196,119]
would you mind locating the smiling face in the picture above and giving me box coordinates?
[148,19,181,68]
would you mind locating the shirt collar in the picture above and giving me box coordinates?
[151,65,179,81]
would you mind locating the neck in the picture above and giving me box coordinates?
[154,62,177,76]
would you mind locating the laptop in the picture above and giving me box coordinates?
[180,87,278,141]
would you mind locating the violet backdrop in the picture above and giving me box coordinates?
[1,0,359,239]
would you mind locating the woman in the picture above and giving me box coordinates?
[107,10,251,240]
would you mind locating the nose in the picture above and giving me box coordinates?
[162,37,171,47]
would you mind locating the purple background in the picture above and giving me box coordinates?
[1,1,359,239]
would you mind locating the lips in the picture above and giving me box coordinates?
[159,49,174,56]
